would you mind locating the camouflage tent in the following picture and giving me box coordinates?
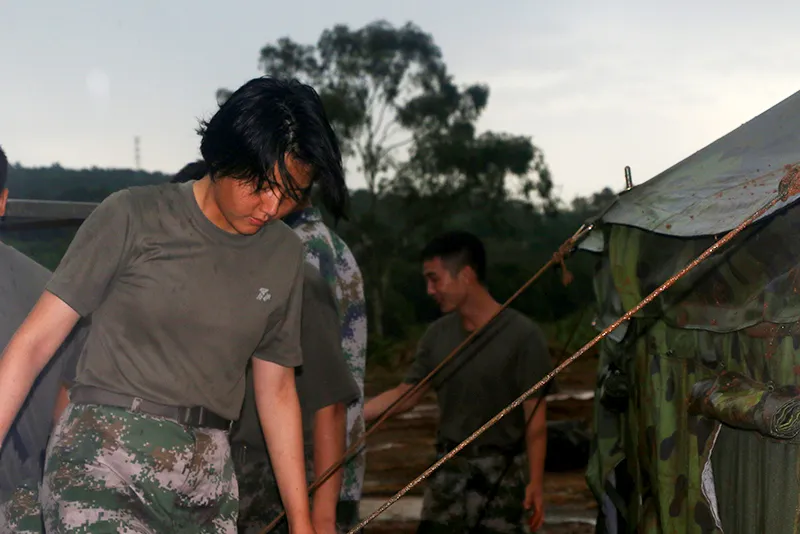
[581,89,800,533]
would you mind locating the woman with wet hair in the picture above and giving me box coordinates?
[0,76,345,534]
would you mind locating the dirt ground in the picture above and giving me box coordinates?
[364,521,595,533]
[360,352,599,533]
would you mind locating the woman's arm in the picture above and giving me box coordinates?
[252,357,315,534]
[0,291,80,445]
[310,402,347,534]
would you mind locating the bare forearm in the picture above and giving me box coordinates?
[255,367,312,529]
[364,383,425,422]
[524,399,547,485]
[0,291,80,444]
[312,403,346,528]
[0,342,47,444]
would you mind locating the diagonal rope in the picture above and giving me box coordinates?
[346,166,800,533]
[258,223,594,533]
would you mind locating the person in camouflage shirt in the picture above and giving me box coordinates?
[282,205,367,531]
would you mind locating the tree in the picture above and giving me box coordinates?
[218,20,554,337]
[570,187,617,220]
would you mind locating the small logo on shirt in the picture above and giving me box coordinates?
[256,288,272,302]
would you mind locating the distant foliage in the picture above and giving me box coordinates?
[218,20,557,337]
[7,163,169,201]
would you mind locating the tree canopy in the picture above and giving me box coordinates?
[218,20,557,335]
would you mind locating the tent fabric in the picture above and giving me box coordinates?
[586,252,634,533]
[610,205,800,333]
[598,89,800,236]
[579,89,800,252]
[586,217,800,533]
[585,88,800,531]
[711,426,800,534]
[587,228,722,534]
[689,371,800,441]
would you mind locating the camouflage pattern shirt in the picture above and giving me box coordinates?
[284,207,367,502]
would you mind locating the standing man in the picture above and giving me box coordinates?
[0,144,87,534]
[364,231,551,533]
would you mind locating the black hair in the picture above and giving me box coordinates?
[421,231,487,283]
[0,144,7,191]
[197,76,348,221]
[171,160,208,183]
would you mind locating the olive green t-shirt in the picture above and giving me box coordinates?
[403,308,553,449]
[45,182,305,420]
[231,263,360,453]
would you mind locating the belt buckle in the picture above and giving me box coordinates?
[195,406,207,427]
[178,406,195,427]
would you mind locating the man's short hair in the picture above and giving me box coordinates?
[171,160,208,183]
[197,76,348,221]
[0,144,8,191]
[421,231,487,283]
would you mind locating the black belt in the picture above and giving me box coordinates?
[70,385,233,432]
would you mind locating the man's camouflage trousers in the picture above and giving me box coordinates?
[233,446,359,534]
[0,482,44,534]
[417,451,531,534]
[40,403,239,533]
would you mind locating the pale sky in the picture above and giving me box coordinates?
[2,0,800,201]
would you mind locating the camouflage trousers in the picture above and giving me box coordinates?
[233,448,286,534]
[0,483,44,534]
[417,451,530,534]
[40,403,239,533]
[232,446,359,534]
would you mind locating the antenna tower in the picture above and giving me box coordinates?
[134,136,141,169]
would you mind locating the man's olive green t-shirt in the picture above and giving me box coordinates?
[45,182,305,420]
[403,308,553,449]
[231,263,360,453]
